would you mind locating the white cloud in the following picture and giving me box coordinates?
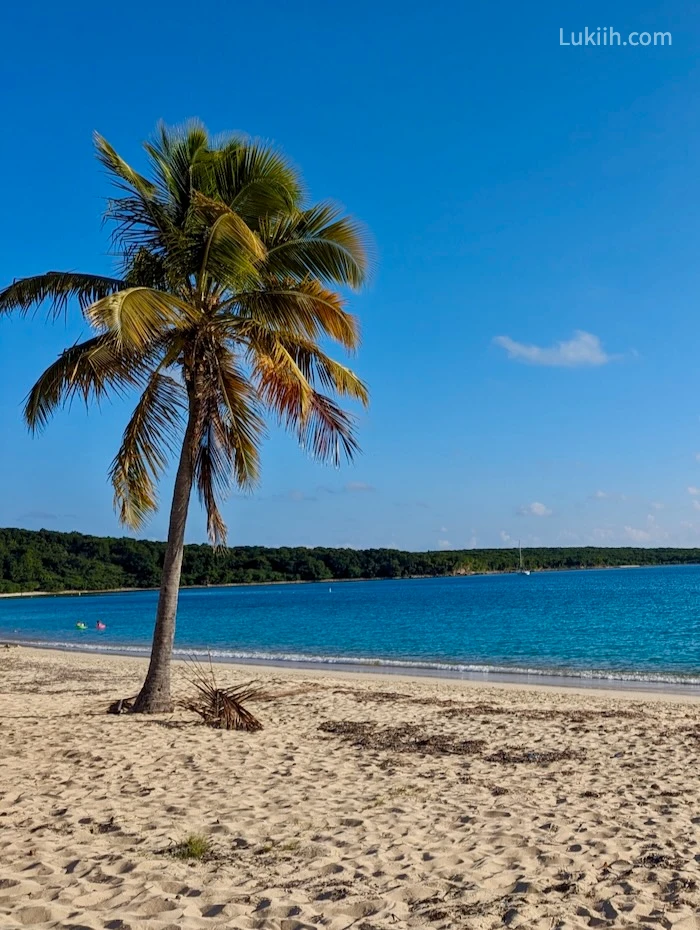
[440,525,448,533]
[593,527,615,540]
[500,530,513,544]
[650,501,664,511]
[695,452,700,463]
[494,330,615,368]
[437,539,452,549]
[518,501,552,517]
[345,481,375,493]
[689,487,700,496]
[693,500,700,511]
[624,525,652,542]
[593,490,609,499]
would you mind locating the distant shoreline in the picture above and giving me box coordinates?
[1,561,692,600]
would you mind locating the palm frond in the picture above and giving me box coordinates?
[109,372,187,530]
[193,346,264,545]
[143,120,210,224]
[85,287,199,348]
[273,336,369,404]
[231,278,360,349]
[24,335,144,432]
[94,133,157,198]
[192,193,266,292]
[206,138,303,219]
[96,133,184,265]
[262,203,371,289]
[249,333,362,466]
[0,272,124,320]
[300,392,361,466]
[180,657,265,731]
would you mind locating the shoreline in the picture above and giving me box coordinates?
[6,641,700,701]
[0,559,695,599]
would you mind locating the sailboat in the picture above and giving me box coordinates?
[518,541,530,576]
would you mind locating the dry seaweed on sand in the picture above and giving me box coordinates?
[485,746,585,765]
[318,720,485,756]
[179,657,266,731]
[442,704,642,722]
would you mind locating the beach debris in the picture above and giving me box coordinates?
[442,705,642,722]
[634,851,686,871]
[318,720,485,757]
[485,746,585,765]
[179,657,265,731]
[107,696,136,714]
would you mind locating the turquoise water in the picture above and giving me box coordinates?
[1,566,700,686]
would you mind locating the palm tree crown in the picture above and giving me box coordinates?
[0,122,370,543]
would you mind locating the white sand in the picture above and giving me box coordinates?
[1,646,699,930]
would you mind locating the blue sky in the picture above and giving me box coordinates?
[1,0,700,550]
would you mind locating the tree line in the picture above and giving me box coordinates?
[1,526,699,594]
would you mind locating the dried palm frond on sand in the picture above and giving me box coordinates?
[179,657,265,731]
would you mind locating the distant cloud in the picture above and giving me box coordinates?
[494,330,615,368]
[500,530,513,544]
[693,500,700,512]
[593,527,615,540]
[437,539,452,549]
[624,525,652,542]
[518,501,552,517]
[695,453,700,463]
[590,490,628,502]
[689,487,700,496]
[650,501,664,511]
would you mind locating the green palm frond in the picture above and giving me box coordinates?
[231,278,360,349]
[85,287,200,348]
[143,120,210,224]
[300,392,361,466]
[24,335,144,431]
[193,346,264,545]
[210,346,264,489]
[273,336,369,404]
[96,133,183,263]
[206,138,303,219]
[110,372,187,529]
[0,271,125,320]
[94,133,157,198]
[262,203,371,289]
[192,193,266,292]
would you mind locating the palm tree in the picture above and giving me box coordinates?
[0,123,370,712]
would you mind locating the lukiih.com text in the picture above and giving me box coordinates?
[560,27,672,47]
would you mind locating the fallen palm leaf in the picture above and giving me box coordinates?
[179,656,265,731]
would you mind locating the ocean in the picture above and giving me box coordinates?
[2,565,700,689]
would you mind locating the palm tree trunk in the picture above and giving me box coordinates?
[132,406,199,713]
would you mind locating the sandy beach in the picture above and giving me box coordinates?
[1,647,699,930]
